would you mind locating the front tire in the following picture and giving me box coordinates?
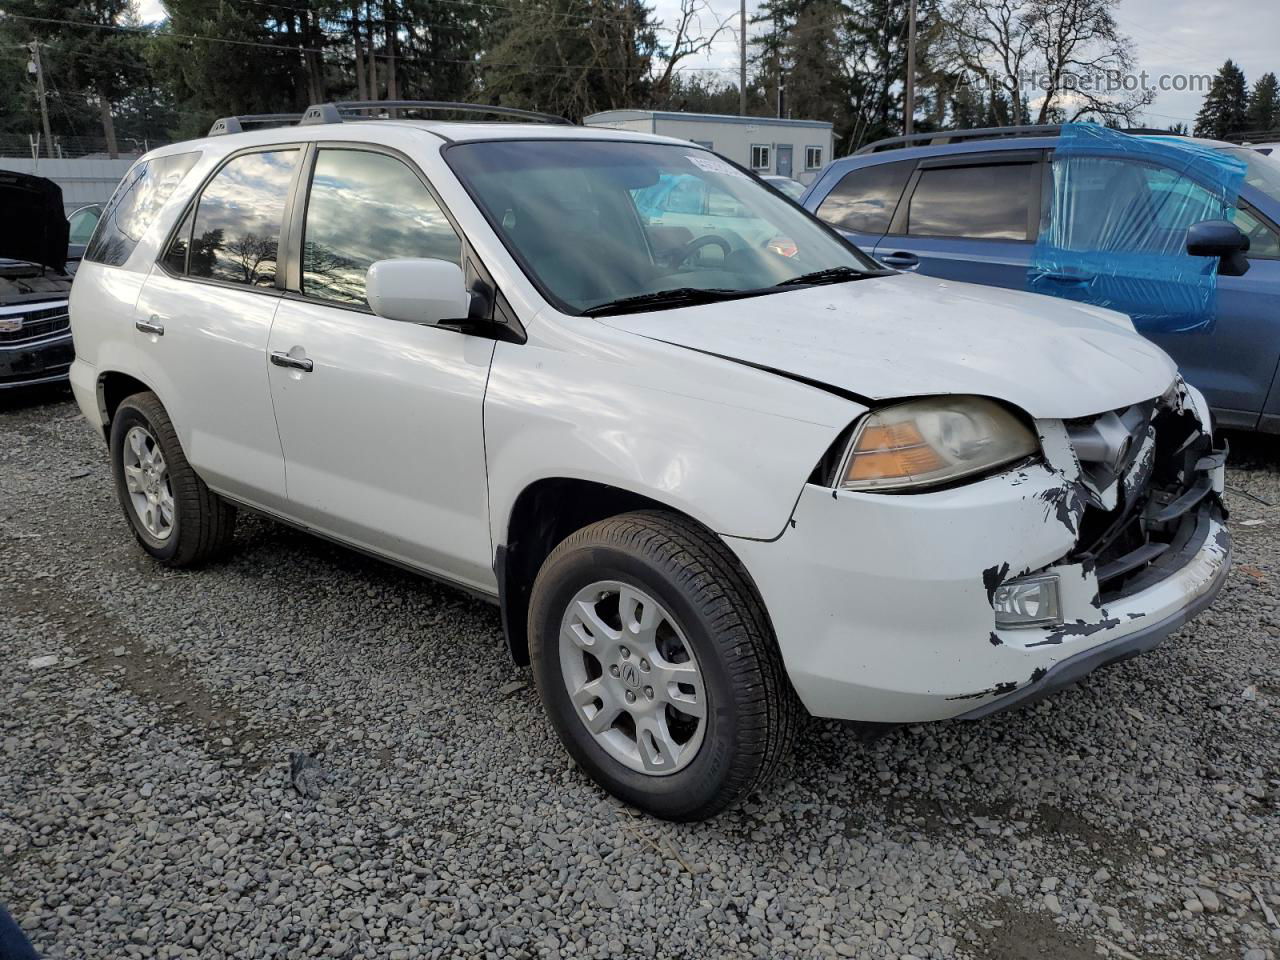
[109,391,236,566]
[528,510,798,821]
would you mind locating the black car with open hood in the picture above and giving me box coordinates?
[0,171,75,390]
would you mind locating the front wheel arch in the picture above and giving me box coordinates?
[497,477,777,668]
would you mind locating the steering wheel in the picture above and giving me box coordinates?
[666,234,732,267]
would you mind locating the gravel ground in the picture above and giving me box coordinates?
[2,387,1278,960]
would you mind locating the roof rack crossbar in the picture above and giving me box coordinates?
[301,100,572,127]
[208,113,305,137]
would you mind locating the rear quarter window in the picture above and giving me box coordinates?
[815,160,914,235]
[84,152,200,267]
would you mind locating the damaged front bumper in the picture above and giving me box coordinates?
[724,382,1231,724]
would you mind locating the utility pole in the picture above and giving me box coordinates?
[739,0,747,116]
[27,40,54,158]
[904,0,917,136]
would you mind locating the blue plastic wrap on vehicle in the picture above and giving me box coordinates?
[1028,123,1246,333]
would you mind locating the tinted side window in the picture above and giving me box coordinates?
[190,149,299,287]
[907,163,1033,240]
[85,152,199,266]
[301,149,461,305]
[815,160,913,235]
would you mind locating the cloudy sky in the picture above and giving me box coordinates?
[136,0,1277,130]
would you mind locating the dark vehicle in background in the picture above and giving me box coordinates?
[0,171,74,390]
[802,125,1280,432]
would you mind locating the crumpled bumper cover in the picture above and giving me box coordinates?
[725,450,1231,724]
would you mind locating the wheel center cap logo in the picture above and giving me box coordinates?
[620,663,641,688]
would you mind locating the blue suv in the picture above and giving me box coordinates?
[802,124,1280,432]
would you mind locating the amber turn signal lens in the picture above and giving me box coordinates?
[845,444,946,482]
[840,396,1039,492]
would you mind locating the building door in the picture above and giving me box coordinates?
[776,145,793,178]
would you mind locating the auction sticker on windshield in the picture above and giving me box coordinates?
[686,154,750,180]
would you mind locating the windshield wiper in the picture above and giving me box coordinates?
[775,266,876,287]
[581,287,751,318]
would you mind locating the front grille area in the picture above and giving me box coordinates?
[0,305,71,345]
[1068,394,1223,602]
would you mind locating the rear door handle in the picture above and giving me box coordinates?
[878,252,920,269]
[270,350,313,373]
[135,316,164,336]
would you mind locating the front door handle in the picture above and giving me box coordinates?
[878,252,920,270]
[135,316,165,336]
[270,351,314,373]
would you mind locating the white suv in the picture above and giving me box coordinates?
[69,102,1231,820]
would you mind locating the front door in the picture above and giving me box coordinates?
[1034,155,1280,421]
[265,146,496,591]
[776,145,793,179]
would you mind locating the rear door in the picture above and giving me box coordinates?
[139,146,303,511]
[264,144,496,591]
[872,152,1042,287]
[809,159,914,252]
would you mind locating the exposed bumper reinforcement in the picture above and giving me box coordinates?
[956,527,1232,720]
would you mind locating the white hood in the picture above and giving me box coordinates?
[599,273,1177,420]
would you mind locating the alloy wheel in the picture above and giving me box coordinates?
[121,425,175,541]
[558,580,706,775]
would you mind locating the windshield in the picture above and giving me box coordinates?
[1224,147,1280,203]
[445,140,879,315]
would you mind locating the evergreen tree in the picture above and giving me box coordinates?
[0,0,148,150]
[476,0,658,120]
[1194,59,1249,140]
[1247,72,1280,134]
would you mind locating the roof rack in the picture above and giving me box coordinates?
[208,113,304,137]
[856,124,1064,154]
[856,123,1188,155]
[301,100,572,126]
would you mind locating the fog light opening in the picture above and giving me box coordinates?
[993,575,1063,629]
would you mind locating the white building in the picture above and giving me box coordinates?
[583,110,834,185]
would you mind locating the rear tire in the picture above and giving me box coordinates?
[528,510,798,821]
[109,391,236,567]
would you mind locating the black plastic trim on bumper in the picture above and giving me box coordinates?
[956,521,1231,721]
[0,334,74,389]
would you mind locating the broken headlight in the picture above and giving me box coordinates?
[840,396,1038,491]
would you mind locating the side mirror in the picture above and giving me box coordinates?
[1186,219,1251,277]
[365,258,470,325]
